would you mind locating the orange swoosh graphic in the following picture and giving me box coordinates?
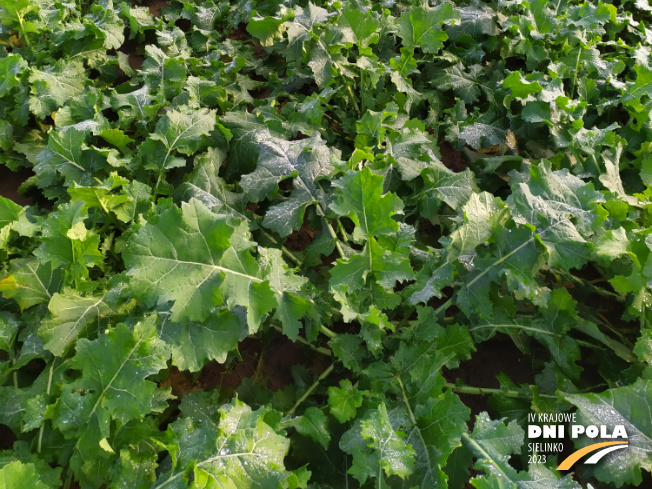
[557,441,629,470]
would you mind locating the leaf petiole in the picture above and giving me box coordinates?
[445,382,557,400]
[287,363,335,415]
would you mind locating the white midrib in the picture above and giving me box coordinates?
[161,111,212,170]
[75,330,147,460]
[153,450,260,488]
[55,297,107,353]
[145,255,264,283]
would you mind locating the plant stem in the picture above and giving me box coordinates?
[396,375,435,472]
[346,85,360,114]
[570,43,583,100]
[320,325,337,339]
[12,357,18,388]
[295,179,345,258]
[37,358,57,454]
[433,297,453,317]
[554,269,624,303]
[63,468,73,489]
[236,209,304,267]
[396,376,417,425]
[336,219,349,243]
[444,382,558,400]
[287,363,335,415]
[272,325,331,357]
[153,172,164,198]
[17,14,32,48]
[280,246,302,266]
[461,432,512,480]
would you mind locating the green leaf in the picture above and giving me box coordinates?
[247,14,286,47]
[397,5,460,54]
[635,327,652,365]
[465,412,581,488]
[99,128,134,154]
[54,316,171,486]
[0,258,63,311]
[0,0,37,46]
[328,379,364,423]
[456,224,546,320]
[110,448,158,489]
[406,260,455,305]
[285,2,329,47]
[176,148,248,217]
[159,309,246,372]
[341,402,416,483]
[508,161,603,270]
[0,196,23,229]
[623,64,652,111]
[330,238,414,291]
[141,45,187,98]
[0,312,20,354]
[241,132,335,237]
[447,1,498,40]
[473,288,583,379]
[387,311,474,486]
[563,379,652,487]
[125,199,269,327]
[465,413,525,482]
[60,316,169,424]
[0,54,28,97]
[0,461,56,489]
[125,199,309,332]
[341,5,379,48]
[431,63,483,103]
[331,168,402,241]
[283,2,339,87]
[448,192,506,262]
[28,61,86,119]
[287,407,331,450]
[503,71,543,98]
[567,2,617,35]
[39,290,114,356]
[155,398,297,488]
[149,106,216,157]
[85,1,125,50]
[68,178,134,223]
[34,127,100,188]
[110,85,162,127]
[418,160,477,218]
[600,143,637,204]
[33,201,103,282]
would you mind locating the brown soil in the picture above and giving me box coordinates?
[289,131,308,141]
[250,87,271,100]
[0,166,33,205]
[418,217,440,247]
[285,218,317,252]
[317,247,339,273]
[439,140,467,173]
[276,97,289,114]
[0,424,15,450]
[445,335,535,420]
[196,335,328,394]
[253,44,267,59]
[146,0,169,17]
[198,338,261,392]
[160,367,197,397]
[128,54,145,71]
[263,335,329,389]
[229,24,250,41]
